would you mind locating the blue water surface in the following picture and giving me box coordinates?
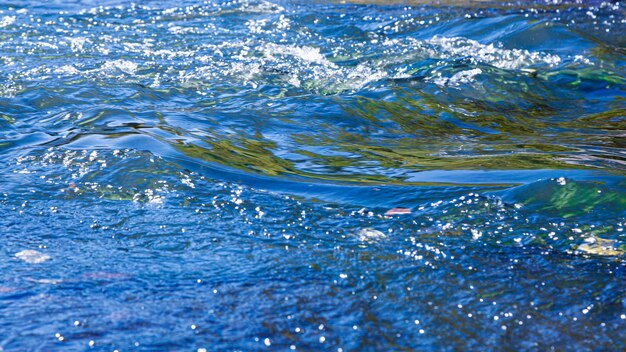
[1,0,625,350]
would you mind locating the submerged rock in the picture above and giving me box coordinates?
[357,228,387,243]
[15,250,51,264]
[577,237,624,257]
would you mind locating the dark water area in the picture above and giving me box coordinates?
[0,0,625,350]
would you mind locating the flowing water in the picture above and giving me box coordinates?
[1,0,625,350]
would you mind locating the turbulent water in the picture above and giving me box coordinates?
[1,0,625,350]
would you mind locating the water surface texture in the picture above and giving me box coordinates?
[1,0,625,350]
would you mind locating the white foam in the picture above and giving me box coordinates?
[433,68,483,87]
[168,26,197,35]
[0,16,15,28]
[263,44,336,67]
[15,250,51,264]
[54,65,81,75]
[101,60,138,75]
[67,37,91,53]
[422,36,561,70]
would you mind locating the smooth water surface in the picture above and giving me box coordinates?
[1,0,625,350]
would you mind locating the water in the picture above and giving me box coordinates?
[1,0,625,350]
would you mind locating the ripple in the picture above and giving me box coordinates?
[1,0,625,350]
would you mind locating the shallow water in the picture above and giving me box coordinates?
[1,0,625,350]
